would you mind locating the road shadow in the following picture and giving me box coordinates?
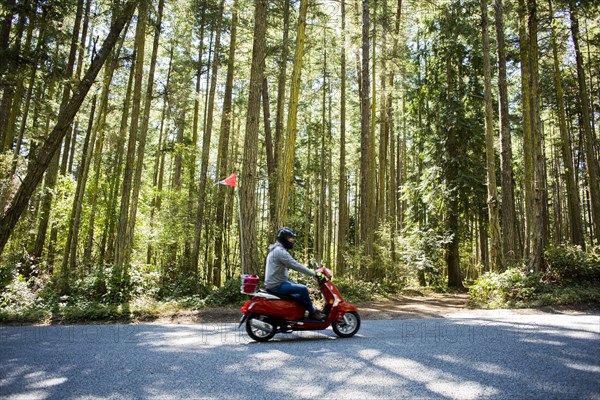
[1,315,599,399]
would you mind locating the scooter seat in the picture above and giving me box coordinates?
[265,290,298,301]
[251,290,280,299]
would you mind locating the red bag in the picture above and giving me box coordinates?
[240,274,259,294]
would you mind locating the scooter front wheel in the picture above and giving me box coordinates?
[332,311,361,338]
[246,314,276,342]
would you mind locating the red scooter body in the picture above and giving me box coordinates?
[240,267,361,341]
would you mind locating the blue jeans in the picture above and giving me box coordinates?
[270,281,316,314]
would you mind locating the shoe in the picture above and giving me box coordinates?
[309,310,326,321]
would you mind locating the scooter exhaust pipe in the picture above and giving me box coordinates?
[250,318,273,331]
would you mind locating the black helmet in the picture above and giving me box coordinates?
[276,227,297,249]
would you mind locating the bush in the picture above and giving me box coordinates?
[469,245,600,308]
[543,245,600,285]
[0,275,41,311]
[204,278,247,307]
[331,278,377,303]
[469,268,543,307]
[0,274,51,322]
[157,274,210,300]
[0,263,15,288]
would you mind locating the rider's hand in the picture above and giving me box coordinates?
[316,271,326,280]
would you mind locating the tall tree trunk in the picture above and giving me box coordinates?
[304,138,312,263]
[327,89,333,267]
[126,0,165,266]
[518,0,533,261]
[213,0,238,286]
[360,0,375,261]
[481,0,502,271]
[495,0,519,266]
[0,0,15,77]
[551,145,564,243]
[31,77,58,259]
[0,0,139,256]
[147,44,173,265]
[65,0,92,177]
[569,1,600,245]
[369,1,378,269]
[75,0,93,79]
[173,113,184,189]
[337,0,348,275]
[61,95,97,279]
[316,44,327,261]
[387,0,402,264]
[527,0,545,271]
[549,0,585,248]
[104,49,137,264]
[0,0,20,150]
[262,77,276,228]
[186,5,206,269]
[240,0,268,276]
[32,0,85,263]
[378,49,388,227]
[5,9,47,206]
[57,0,86,178]
[4,10,32,153]
[276,0,309,228]
[191,0,225,281]
[273,0,291,231]
[445,14,464,289]
[83,19,131,267]
[376,2,387,229]
[113,0,147,280]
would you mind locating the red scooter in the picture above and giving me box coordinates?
[239,263,361,342]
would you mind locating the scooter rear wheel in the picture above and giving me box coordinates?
[246,314,276,342]
[332,311,361,338]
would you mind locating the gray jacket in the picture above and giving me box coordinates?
[264,242,315,289]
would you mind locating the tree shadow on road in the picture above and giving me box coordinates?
[1,315,599,399]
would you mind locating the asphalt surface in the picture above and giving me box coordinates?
[1,313,599,399]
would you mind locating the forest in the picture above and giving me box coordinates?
[0,0,599,320]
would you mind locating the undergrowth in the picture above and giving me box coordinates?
[0,264,404,324]
[3,244,598,323]
[469,245,600,308]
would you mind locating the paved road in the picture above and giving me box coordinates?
[1,313,599,399]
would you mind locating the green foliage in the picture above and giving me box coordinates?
[543,245,600,285]
[204,278,247,307]
[157,273,211,300]
[0,275,44,313]
[397,227,450,285]
[469,268,543,307]
[534,286,600,308]
[0,262,15,288]
[331,278,378,303]
[0,265,245,323]
[470,245,600,308]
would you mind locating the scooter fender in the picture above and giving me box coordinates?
[332,301,358,321]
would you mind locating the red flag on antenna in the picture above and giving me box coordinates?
[219,173,237,187]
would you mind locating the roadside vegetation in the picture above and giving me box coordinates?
[0,264,399,324]
[2,244,598,324]
[469,245,600,309]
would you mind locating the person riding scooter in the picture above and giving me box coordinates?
[264,227,326,321]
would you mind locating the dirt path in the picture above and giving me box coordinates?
[358,293,471,320]
[149,293,598,325]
